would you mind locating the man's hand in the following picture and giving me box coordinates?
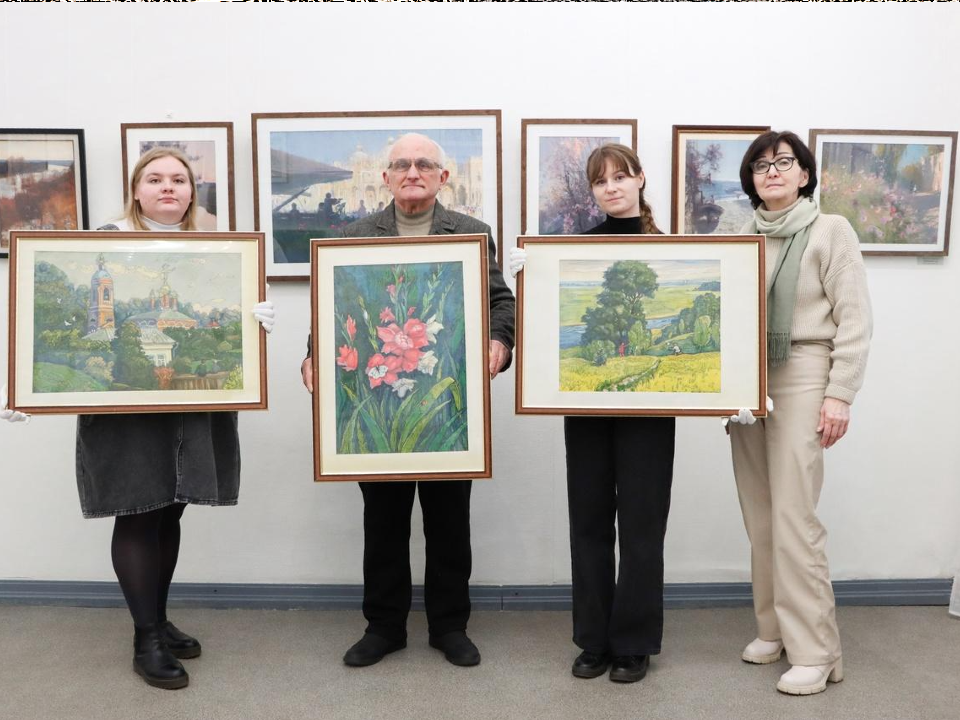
[301,357,314,393]
[489,340,509,378]
[1,385,30,424]
[817,397,850,449]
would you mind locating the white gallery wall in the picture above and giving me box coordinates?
[1,3,958,588]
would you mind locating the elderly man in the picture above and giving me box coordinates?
[302,133,515,668]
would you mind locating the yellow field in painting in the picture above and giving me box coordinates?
[560,352,720,393]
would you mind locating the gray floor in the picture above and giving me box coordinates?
[1,605,959,720]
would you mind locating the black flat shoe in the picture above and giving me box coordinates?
[428,631,481,667]
[572,650,610,679]
[160,621,201,660]
[343,633,406,667]
[609,655,649,683]
[133,624,189,690]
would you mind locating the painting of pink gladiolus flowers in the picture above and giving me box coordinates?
[812,130,957,255]
[333,261,467,455]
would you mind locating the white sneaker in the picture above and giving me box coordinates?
[776,659,844,695]
[741,638,784,664]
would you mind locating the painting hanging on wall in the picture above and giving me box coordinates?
[515,235,766,417]
[0,129,88,257]
[671,125,770,235]
[7,230,267,414]
[810,129,957,256]
[521,119,637,235]
[121,122,236,231]
[311,234,491,481]
[253,110,502,280]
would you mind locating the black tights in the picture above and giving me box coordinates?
[111,503,187,629]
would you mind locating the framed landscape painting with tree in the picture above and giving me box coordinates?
[311,234,491,482]
[515,235,766,417]
[8,231,267,414]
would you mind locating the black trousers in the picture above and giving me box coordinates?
[564,416,675,656]
[359,479,472,642]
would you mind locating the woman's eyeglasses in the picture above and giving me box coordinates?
[750,156,797,174]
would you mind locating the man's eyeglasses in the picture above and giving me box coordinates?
[388,158,443,173]
[750,156,797,175]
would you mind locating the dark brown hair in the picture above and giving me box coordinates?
[739,130,818,209]
[585,143,661,234]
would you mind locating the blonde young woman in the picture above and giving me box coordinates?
[727,131,871,696]
[3,147,275,690]
[511,144,674,683]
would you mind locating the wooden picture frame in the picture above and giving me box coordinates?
[121,122,236,231]
[1,128,89,257]
[809,128,957,256]
[311,234,492,482]
[253,110,503,281]
[8,230,267,415]
[521,118,637,235]
[515,234,766,417]
[671,125,770,234]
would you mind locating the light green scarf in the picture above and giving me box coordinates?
[744,196,820,367]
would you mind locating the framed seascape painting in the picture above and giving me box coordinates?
[253,110,503,281]
[671,125,770,234]
[311,234,491,482]
[7,231,267,415]
[121,122,236,231]
[521,119,637,235]
[1,129,88,257]
[810,129,957,256]
[515,235,766,417]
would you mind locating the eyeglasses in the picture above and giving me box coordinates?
[387,158,443,173]
[750,156,798,174]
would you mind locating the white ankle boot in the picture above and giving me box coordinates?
[776,658,843,695]
[741,638,784,664]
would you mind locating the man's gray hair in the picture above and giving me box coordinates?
[385,133,447,170]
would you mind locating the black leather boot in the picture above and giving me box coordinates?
[160,621,202,659]
[133,624,189,689]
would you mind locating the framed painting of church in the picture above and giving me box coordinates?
[252,110,503,281]
[6,230,268,415]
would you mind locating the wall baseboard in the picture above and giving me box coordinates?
[0,578,950,611]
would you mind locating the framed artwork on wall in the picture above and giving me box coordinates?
[515,234,766,417]
[253,110,503,281]
[521,119,637,235]
[7,230,267,415]
[310,234,492,482]
[121,122,236,232]
[671,125,770,235]
[810,128,957,256]
[0,128,88,257]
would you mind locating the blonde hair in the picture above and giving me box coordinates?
[125,146,198,230]
[586,143,661,234]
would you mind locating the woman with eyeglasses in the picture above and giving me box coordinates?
[726,131,872,695]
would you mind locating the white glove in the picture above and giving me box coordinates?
[723,396,774,428]
[508,247,527,278]
[252,299,276,334]
[1,385,30,424]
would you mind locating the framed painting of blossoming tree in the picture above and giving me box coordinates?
[521,119,637,235]
[311,234,491,482]
[810,129,957,256]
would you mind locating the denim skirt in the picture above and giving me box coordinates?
[75,412,241,518]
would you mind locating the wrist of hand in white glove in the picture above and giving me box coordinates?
[723,396,774,428]
[1,385,30,424]
[508,247,527,278]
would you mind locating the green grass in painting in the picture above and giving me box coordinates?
[559,285,713,326]
[559,356,660,392]
[559,352,720,393]
[33,362,109,393]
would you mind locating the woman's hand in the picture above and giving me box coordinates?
[508,247,527,278]
[818,397,850,448]
[1,385,30,424]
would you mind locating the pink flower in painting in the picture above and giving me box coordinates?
[397,274,404,285]
[366,353,401,388]
[407,307,417,317]
[387,284,397,300]
[380,307,396,324]
[377,320,429,356]
[401,318,428,348]
[336,345,358,372]
[346,315,357,342]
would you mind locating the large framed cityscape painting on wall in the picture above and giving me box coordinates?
[310,234,492,482]
[521,119,637,235]
[253,110,503,281]
[7,231,267,414]
[515,234,766,417]
[671,125,770,235]
[810,128,957,256]
[121,122,236,231]
[1,129,89,257]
